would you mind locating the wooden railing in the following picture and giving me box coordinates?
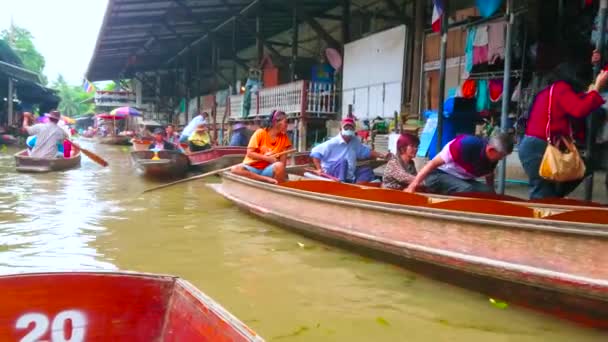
[229,80,337,120]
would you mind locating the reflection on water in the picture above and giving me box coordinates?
[0,141,605,341]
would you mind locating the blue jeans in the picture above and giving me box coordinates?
[324,159,374,183]
[518,135,583,199]
[424,170,493,195]
[244,163,276,177]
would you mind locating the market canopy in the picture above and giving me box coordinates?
[86,0,342,81]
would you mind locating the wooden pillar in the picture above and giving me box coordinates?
[196,46,201,114]
[256,10,264,65]
[409,0,425,117]
[211,35,219,142]
[232,18,238,93]
[342,0,351,44]
[7,78,13,126]
[291,2,299,81]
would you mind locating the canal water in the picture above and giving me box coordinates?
[0,141,605,341]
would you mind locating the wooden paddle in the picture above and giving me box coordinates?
[69,140,109,167]
[142,148,297,194]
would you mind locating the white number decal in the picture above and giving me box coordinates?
[16,313,49,342]
[16,310,86,342]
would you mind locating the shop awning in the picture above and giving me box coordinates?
[0,60,40,84]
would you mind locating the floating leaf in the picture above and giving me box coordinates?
[0,145,7,153]
[376,317,390,326]
[121,147,129,153]
[489,298,508,309]
[297,242,305,248]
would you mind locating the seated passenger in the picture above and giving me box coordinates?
[22,111,68,159]
[149,128,176,151]
[405,133,513,195]
[310,117,386,183]
[230,110,291,184]
[382,133,419,190]
[188,124,212,152]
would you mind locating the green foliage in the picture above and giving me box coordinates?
[0,25,47,84]
[52,75,95,117]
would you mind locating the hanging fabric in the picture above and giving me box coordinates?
[476,80,490,113]
[488,21,507,64]
[476,0,504,18]
[465,28,476,72]
[461,79,477,99]
[473,25,489,65]
[489,79,504,102]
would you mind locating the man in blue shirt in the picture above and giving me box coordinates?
[310,117,386,183]
[229,123,249,147]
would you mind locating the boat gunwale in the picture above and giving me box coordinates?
[220,172,608,237]
[211,183,608,301]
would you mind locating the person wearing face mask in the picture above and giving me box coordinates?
[382,133,420,190]
[310,117,387,183]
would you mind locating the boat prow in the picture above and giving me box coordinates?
[131,150,190,178]
[0,271,263,341]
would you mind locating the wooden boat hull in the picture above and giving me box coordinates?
[99,136,131,145]
[131,150,190,178]
[14,149,81,173]
[188,147,247,173]
[211,174,608,328]
[0,271,262,341]
[132,139,153,151]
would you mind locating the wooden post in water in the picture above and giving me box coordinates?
[7,78,13,126]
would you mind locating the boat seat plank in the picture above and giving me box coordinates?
[543,209,608,224]
[428,199,537,218]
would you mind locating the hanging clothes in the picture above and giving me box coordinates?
[476,0,504,18]
[489,79,504,103]
[488,21,506,64]
[476,80,490,113]
[473,25,489,65]
[461,79,477,99]
[465,28,476,73]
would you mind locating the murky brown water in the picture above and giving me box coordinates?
[0,140,605,341]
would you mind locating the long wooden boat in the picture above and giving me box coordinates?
[188,147,248,172]
[99,135,131,145]
[0,271,262,341]
[131,138,153,151]
[14,148,81,173]
[131,150,190,178]
[211,174,608,328]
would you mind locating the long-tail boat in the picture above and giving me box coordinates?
[0,271,263,341]
[99,135,131,145]
[14,148,81,173]
[188,147,248,173]
[210,174,608,328]
[131,150,190,178]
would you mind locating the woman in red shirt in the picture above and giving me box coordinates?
[518,63,608,199]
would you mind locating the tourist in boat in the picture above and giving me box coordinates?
[382,133,419,190]
[310,117,387,183]
[229,123,248,147]
[165,124,180,146]
[405,133,514,195]
[21,111,69,159]
[519,63,608,199]
[149,128,176,151]
[188,123,212,152]
[230,110,291,184]
[180,111,209,143]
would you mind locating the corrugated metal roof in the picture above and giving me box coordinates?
[86,0,341,81]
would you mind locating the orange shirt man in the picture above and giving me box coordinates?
[231,110,291,183]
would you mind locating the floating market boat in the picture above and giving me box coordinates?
[211,174,608,328]
[99,135,131,145]
[187,147,248,173]
[0,271,262,341]
[14,148,81,173]
[131,150,190,178]
[131,138,153,151]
